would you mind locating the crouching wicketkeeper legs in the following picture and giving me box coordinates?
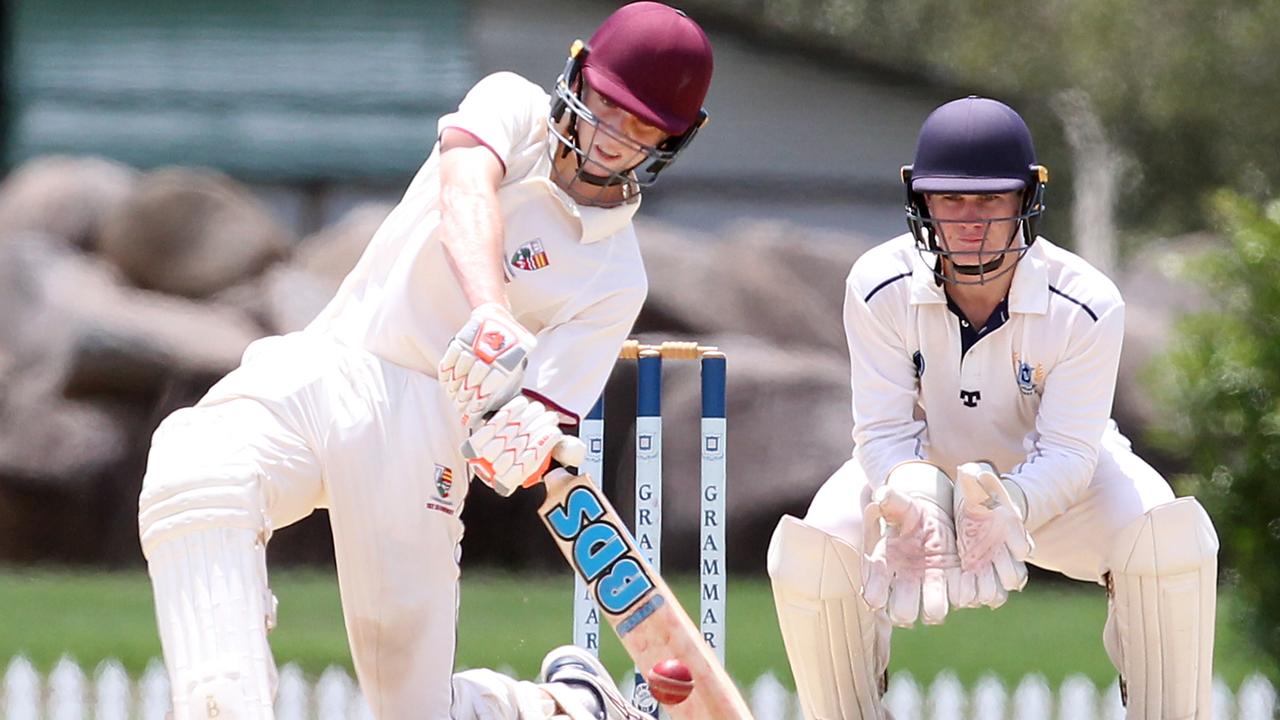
[1103,498,1218,718]
[768,459,892,720]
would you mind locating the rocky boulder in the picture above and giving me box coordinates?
[213,201,391,335]
[636,218,873,355]
[0,156,138,252]
[0,232,263,564]
[98,167,293,298]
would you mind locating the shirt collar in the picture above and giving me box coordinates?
[532,154,642,244]
[511,172,641,245]
[1007,238,1049,314]
[908,246,948,305]
[908,237,1050,314]
[576,195,641,244]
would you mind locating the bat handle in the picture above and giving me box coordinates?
[550,436,587,470]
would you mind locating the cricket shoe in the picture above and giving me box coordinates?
[539,645,654,720]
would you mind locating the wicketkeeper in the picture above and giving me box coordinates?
[768,96,1218,719]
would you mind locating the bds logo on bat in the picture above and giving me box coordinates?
[543,484,656,619]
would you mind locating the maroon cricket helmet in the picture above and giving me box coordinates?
[581,2,713,135]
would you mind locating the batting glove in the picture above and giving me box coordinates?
[439,303,537,429]
[862,460,963,626]
[460,396,585,497]
[952,461,1034,609]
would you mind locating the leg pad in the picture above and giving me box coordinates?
[1104,498,1218,719]
[768,515,889,720]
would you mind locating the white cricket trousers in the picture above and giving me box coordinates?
[794,426,1218,719]
[142,331,471,718]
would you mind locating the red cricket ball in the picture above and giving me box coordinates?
[648,658,695,705]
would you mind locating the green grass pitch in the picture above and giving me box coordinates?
[0,566,1272,688]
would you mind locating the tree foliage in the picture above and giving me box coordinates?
[1150,191,1280,668]
[684,0,1280,235]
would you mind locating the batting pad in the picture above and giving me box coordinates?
[1104,498,1218,719]
[769,515,888,720]
[147,526,279,719]
[140,466,278,720]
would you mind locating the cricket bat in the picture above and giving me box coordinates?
[539,467,754,719]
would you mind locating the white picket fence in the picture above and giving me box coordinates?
[3,656,1276,719]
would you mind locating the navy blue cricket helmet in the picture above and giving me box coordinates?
[901,96,1049,284]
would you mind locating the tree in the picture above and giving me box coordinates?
[1151,190,1280,671]
[682,0,1280,235]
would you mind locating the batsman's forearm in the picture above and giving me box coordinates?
[439,182,508,310]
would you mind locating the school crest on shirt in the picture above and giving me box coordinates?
[434,465,454,497]
[426,464,456,515]
[1012,353,1046,395]
[510,239,550,271]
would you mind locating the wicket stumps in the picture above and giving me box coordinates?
[571,340,727,714]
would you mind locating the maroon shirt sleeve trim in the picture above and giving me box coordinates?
[521,388,581,431]
[439,126,507,175]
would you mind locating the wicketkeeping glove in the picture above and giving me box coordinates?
[861,461,963,626]
[438,303,537,429]
[460,396,586,497]
[952,461,1034,609]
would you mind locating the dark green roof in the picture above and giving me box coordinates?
[4,1,475,182]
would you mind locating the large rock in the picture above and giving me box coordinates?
[0,155,139,251]
[264,201,392,333]
[636,218,872,354]
[613,332,852,572]
[0,386,131,487]
[98,167,293,297]
[0,378,148,563]
[0,233,265,564]
[293,201,392,293]
[213,201,391,335]
[0,233,261,399]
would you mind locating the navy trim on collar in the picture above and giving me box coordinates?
[864,271,912,303]
[947,294,1011,358]
[1049,285,1098,321]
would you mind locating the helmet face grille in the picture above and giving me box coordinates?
[904,181,1047,286]
[547,76,681,207]
[547,59,704,206]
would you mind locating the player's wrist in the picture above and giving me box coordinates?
[1000,477,1029,523]
[468,303,536,346]
[472,300,513,318]
[954,460,1028,524]
[884,459,954,509]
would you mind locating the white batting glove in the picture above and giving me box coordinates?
[861,461,963,626]
[460,396,586,497]
[952,461,1034,610]
[438,303,537,429]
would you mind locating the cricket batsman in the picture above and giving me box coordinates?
[768,96,1218,719]
[136,3,712,718]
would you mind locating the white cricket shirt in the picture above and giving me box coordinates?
[308,72,648,421]
[844,234,1126,530]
